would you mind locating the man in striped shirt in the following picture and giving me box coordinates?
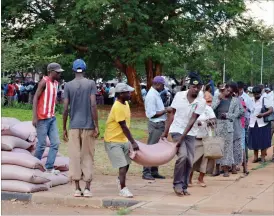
[32,62,64,175]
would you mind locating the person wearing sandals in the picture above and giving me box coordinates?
[162,72,206,196]
[212,82,242,177]
[248,86,273,163]
[189,100,216,188]
[63,59,99,197]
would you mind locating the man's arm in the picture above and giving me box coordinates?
[90,94,99,138]
[162,107,176,138]
[32,80,46,127]
[177,113,200,146]
[118,121,139,151]
[62,98,69,141]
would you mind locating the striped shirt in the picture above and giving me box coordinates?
[37,76,58,120]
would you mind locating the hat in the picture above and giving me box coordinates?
[73,59,86,72]
[265,87,271,92]
[153,76,165,84]
[47,63,64,72]
[115,83,135,93]
[188,72,202,85]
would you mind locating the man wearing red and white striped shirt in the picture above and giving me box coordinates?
[32,62,64,175]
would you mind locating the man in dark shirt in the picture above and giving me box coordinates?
[63,59,99,198]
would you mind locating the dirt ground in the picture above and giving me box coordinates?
[1,201,115,215]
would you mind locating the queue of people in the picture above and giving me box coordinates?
[31,60,274,199]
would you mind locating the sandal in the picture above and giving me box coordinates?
[173,186,184,196]
[188,183,193,187]
[252,159,260,163]
[197,181,207,187]
[212,172,220,177]
[183,189,191,195]
[232,170,238,174]
[223,173,230,177]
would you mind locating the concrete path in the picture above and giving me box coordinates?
[2,149,274,215]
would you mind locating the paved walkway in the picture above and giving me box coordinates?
[30,150,274,215]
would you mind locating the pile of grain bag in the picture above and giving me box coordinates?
[1,117,69,193]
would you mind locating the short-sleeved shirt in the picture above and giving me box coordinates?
[64,78,97,129]
[169,90,206,136]
[250,96,273,128]
[145,87,167,123]
[104,101,131,143]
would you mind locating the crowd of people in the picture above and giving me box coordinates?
[1,80,38,105]
[19,59,273,199]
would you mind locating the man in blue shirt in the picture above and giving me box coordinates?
[143,76,167,180]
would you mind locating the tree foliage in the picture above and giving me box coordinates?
[2,0,274,104]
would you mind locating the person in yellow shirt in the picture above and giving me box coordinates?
[104,83,139,198]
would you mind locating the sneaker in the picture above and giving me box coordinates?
[116,178,121,191]
[74,189,82,197]
[119,187,133,198]
[83,189,92,197]
[46,169,60,175]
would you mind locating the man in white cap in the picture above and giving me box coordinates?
[104,83,139,198]
[63,59,99,197]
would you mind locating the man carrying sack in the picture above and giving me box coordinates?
[162,72,206,196]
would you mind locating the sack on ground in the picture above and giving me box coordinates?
[2,136,32,151]
[2,151,45,171]
[2,164,50,184]
[129,139,177,166]
[1,117,20,127]
[2,180,48,193]
[12,148,31,155]
[41,156,69,171]
[45,173,69,188]
[1,118,21,136]
[8,121,36,142]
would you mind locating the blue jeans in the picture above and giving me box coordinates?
[34,117,60,170]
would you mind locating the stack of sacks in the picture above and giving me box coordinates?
[2,119,37,142]
[40,148,69,188]
[1,151,49,193]
[1,117,69,190]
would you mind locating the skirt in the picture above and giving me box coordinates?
[192,139,215,174]
[248,122,272,150]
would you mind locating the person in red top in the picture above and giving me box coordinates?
[32,63,64,174]
[6,81,16,105]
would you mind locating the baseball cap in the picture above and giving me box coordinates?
[115,83,135,93]
[47,63,64,73]
[153,76,165,84]
[73,59,86,72]
[265,87,271,92]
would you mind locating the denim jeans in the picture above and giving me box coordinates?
[34,116,60,170]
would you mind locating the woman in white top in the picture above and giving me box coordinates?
[248,86,273,163]
[189,103,216,187]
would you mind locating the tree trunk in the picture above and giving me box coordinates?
[145,58,154,89]
[114,58,143,106]
[124,65,144,106]
[154,62,162,76]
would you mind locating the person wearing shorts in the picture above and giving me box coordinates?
[63,59,99,197]
[104,83,139,198]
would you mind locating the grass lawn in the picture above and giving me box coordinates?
[2,106,176,177]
